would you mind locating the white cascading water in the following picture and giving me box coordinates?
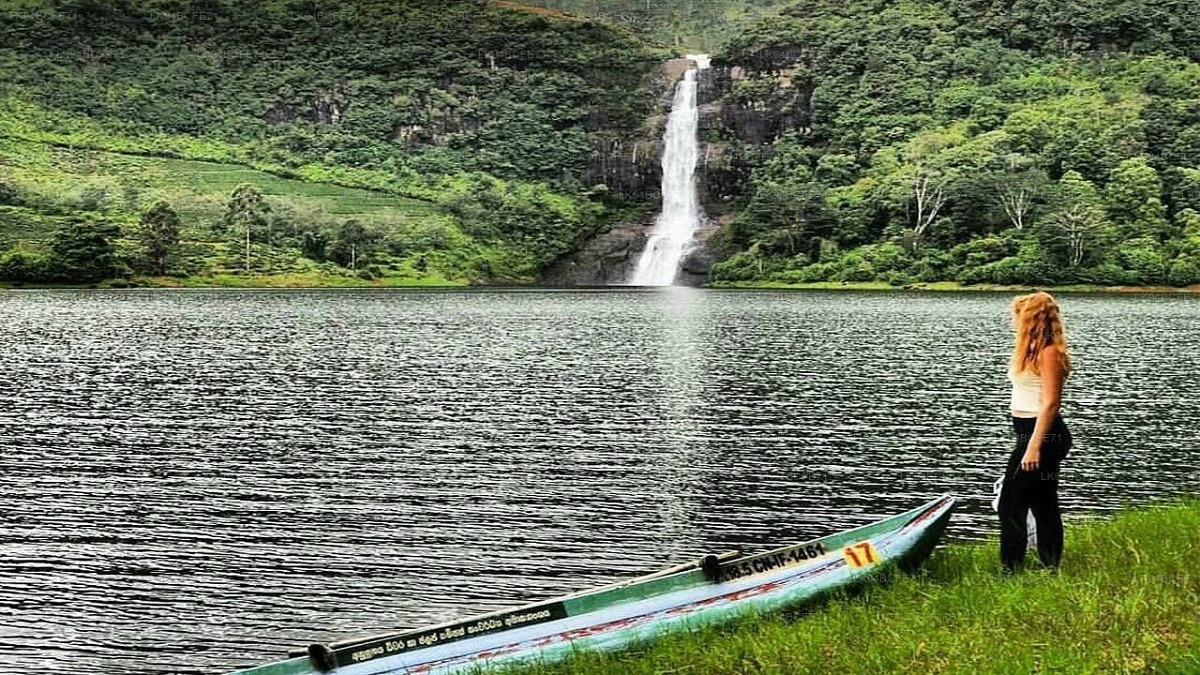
[629,54,710,286]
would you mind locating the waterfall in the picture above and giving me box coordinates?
[629,54,710,286]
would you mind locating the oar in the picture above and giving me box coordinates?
[615,549,743,586]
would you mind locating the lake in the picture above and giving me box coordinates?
[1,288,1198,674]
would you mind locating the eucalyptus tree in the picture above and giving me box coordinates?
[222,184,272,274]
[1046,171,1112,269]
[993,155,1050,232]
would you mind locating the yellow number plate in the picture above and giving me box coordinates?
[841,541,881,569]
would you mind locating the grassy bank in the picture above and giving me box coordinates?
[507,496,1200,675]
[710,280,1200,294]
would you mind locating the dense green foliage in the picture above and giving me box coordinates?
[136,200,181,275]
[0,0,659,285]
[530,0,791,51]
[1,0,656,182]
[0,135,605,284]
[708,0,1200,288]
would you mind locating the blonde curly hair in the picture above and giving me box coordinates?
[1011,291,1072,376]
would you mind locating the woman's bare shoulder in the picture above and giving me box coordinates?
[1039,344,1065,373]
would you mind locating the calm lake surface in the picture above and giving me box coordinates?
[2,288,1198,674]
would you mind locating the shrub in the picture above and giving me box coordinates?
[860,242,911,273]
[949,235,1015,269]
[0,248,51,282]
[908,248,953,282]
[974,256,1025,284]
[1115,237,1169,285]
[830,251,876,282]
[789,261,838,282]
[1166,256,1200,286]
[709,251,760,282]
[1076,262,1133,286]
[969,240,1057,285]
[0,179,23,206]
[48,219,124,283]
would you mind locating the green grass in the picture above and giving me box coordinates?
[163,159,437,218]
[0,135,474,284]
[0,204,75,243]
[0,93,441,201]
[0,127,571,285]
[0,137,437,232]
[503,497,1200,675]
[709,280,1200,294]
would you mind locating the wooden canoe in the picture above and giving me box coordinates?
[229,494,955,675]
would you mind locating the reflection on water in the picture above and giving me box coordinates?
[1,288,1198,674]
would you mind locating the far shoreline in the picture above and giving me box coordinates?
[3,277,1200,294]
[708,280,1200,294]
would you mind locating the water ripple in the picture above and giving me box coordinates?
[1,288,1198,674]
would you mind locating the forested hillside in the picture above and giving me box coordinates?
[704,0,1200,287]
[0,0,661,285]
[3,0,1199,288]
[530,0,791,51]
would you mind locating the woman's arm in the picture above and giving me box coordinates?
[1021,345,1065,472]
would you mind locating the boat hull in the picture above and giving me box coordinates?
[231,494,955,675]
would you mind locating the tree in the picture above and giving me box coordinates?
[1105,157,1171,241]
[1169,167,1200,214]
[1050,204,1101,268]
[0,176,20,206]
[1167,209,1200,285]
[0,248,50,283]
[1045,171,1112,269]
[733,180,836,253]
[301,231,329,262]
[908,167,949,249]
[994,163,1050,231]
[898,131,958,250]
[136,200,181,276]
[329,219,373,270]
[222,184,272,274]
[48,219,122,283]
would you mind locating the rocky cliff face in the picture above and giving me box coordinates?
[695,55,813,206]
[544,50,812,286]
[540,221,648,286]
[579,58,694,200]
[264,81,352,126]
[676,224,722,286]
[581,137,662,201]
[539,58,691,286]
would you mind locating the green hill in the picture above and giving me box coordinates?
[0,0,662,286]
[3,0,1200,288]
[702,0,1200,288]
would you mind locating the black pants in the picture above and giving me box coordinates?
[998,413,1072,571]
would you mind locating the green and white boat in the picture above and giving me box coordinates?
[230,494,955,675]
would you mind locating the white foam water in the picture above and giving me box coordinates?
[629,55,709,286]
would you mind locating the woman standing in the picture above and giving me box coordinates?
[999,291,1074,572]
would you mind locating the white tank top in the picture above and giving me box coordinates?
[1009,364,1041,418]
